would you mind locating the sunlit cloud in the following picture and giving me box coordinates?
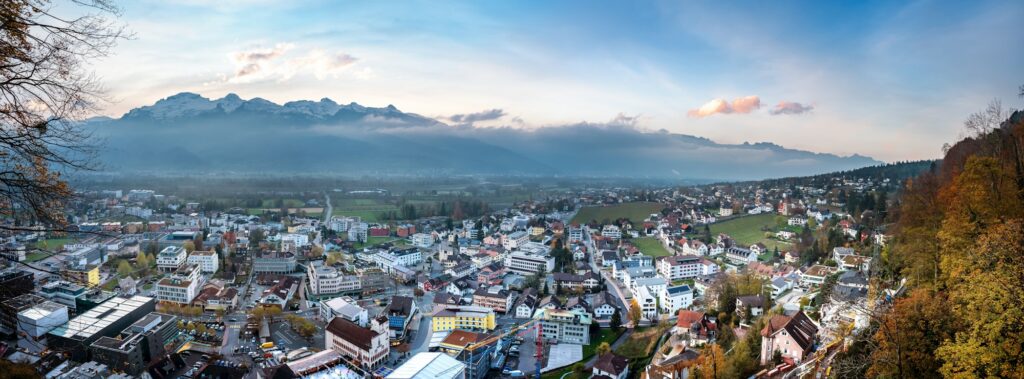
[447,109,506,124]
[770,101,814,115]
[688,95,762,118]
[225,43,360,83]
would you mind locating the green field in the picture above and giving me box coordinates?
[36,238,74,251]
[634,237,672,257]
[583,328,626,359]
[261,198,306,208]
[615,325,671,358]
[332,198,400,222]
[351,236,396,249]
[709,213,793,250]
[571,202,663,224]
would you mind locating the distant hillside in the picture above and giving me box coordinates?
[720,160,936,188]
[85,92,883,180]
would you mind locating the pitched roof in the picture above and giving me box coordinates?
[760,311,818,352]
[326,317,379,351]
[593,353,629,375]
[387,296,415,316]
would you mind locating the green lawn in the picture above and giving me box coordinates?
[709,213,793,251]
[351,236,395,249]
[332,198,399,222]
[615,325,670,359]
[583,328,625,359]
[261,198,306,208]
[35,238,74,251]
[634,237,672,257]
[25,251,53,263]
[571,202,663,224]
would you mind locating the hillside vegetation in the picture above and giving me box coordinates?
[834,104,1024,378]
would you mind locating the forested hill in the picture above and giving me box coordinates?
[719,160,936,188]
[831,107,1024,377]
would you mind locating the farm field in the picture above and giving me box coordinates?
[634,237,672,257]
[571,202,663,224]
[331,198,400,222]
[709,213,793,251]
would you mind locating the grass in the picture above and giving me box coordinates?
[351,236,395,249]
[35,238,74,251]
[571,202,663,224]
[261,198,306,208]
[332,198,400,222]
[615,325,671,359]
[582,328,625,359]
[708,213,794,251]
[633,237,672,257]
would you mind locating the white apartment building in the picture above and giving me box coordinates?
[308,260,361,296]
[505,251,555,276]
[348,223,369,242]
[660,284,694,313]
[156,264,203,304]
[281,233,310,247]
[568,226,584,243]
[502,231,529,250]
[156,246,186,272]
[601,225,622,240]
[657,255,719,281]
[411,233,434,248]
[186,251,219,273]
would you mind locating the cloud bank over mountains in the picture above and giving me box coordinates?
[86,93,880,180]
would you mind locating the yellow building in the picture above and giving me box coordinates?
[62,264,100,286]
[431,305,496,332]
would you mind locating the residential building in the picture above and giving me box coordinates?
[534,307,591,344]
[432,305,496,332]
[411,233,434,248]
[502,231,529,250]
[660,285,693,313]
[61,264,100,287]
[760,311,819,366]
[568,226,584,243]
[591,291,617,319]
[155,246,186,272]
[471,286,514,313]
[736,295,766,318]
[326,316,390,369]
[186,250,219,273]
[155,264,203,304]
[601,225,622,240]
[506,251,554,276]
[308,260,361,296]
[801,265,834,287]
[673,310,717,346]
[592,352,630,379]
[657,255,719,280]
[724,246,757,265]
[320,296,369,327]
[386,296,418,339]
[253,251,297,274]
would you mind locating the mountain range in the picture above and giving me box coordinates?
[85,92,881,180]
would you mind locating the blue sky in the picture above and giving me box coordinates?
[92,0,1024,161]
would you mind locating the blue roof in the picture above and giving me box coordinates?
[666,285,692,295]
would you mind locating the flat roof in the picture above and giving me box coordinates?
[48,296,153,341]
[386,352,465,379]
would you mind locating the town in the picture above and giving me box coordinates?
[0,162,925,379]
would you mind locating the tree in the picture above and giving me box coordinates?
[628,299,642,326]
[183,240,196,254]
[116,260,132,277]
[610,310,622,330]
[869,288,959,378]
[698,343,727,379]
[596,342,611,356]
[0,0,126,227]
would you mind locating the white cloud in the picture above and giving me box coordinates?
[688,96,761,118]
[226,43,360,83]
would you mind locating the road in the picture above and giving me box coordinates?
[323,192,333,224]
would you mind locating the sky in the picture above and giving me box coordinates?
[87,0,1024,162]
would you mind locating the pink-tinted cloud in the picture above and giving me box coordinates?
[770,101,814,115]
[688,96,761,118]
